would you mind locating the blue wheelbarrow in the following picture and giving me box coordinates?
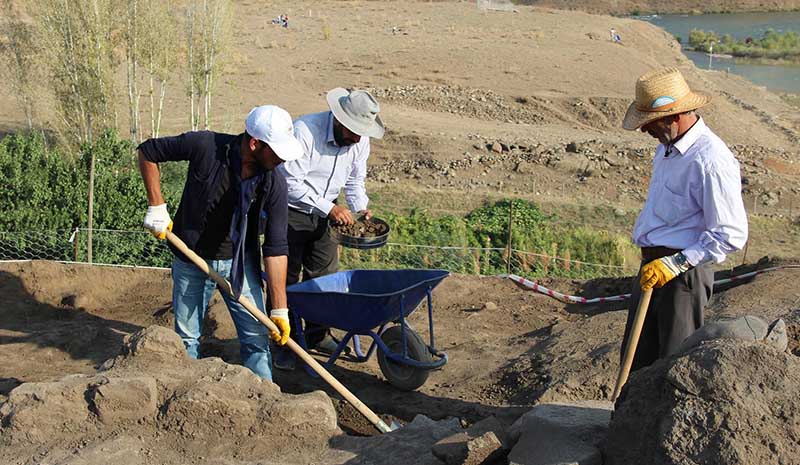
[286,269,449,391]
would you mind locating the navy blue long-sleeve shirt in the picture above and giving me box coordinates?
[138,131,288,297]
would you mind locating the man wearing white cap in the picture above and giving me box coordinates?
[620,68,748,372]
[275,88,384,368]
[138,105,303,381]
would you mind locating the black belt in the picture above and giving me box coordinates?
[641,246,680,262]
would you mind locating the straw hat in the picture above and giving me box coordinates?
[327,88,385,139]
[622,68,711,131]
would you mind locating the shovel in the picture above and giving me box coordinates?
[611,288,653,402]
[163,230,398,434]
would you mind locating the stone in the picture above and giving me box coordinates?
[464,431,504,465]
[605,339,800,465]
[509,421,600,465]
[432,415,509,464]
[507,401,610,465]
[121,325,187,361]
[508,400,612,447]
[481,302,498,311]
[677,315,788,353]
[91,377,158,424]
[0,375,92,442]
[565,142,579,153]
[331,415,462,465]
[490,142,503,154]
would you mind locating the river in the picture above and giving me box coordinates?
[641,12,800,93]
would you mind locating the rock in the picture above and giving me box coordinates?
[507,400,611,464]
[508,400,612,448]
[481,302,498,311]
[613,208,626,217]
[565,142,579,153]
[490,142,503,154]
[91,377,158,424]
[464,431,505,465]
[677,316,788,353]
[760,190,779,206]
[605,339,800,465]
[509,421,601,465]
[432,415,509,464]
[121,325,188,361]
[331,415,462,465]
[0,375,93,442]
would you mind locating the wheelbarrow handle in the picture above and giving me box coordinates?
[164,230,395,434]
[611,288,653,401]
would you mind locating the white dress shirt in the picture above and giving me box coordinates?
[278,111,370,217]
[632,117,748,266]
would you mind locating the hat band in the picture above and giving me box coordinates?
[635,94,688,113]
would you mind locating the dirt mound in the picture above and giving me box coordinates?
[1,325,341,463]
[605,339,800,465]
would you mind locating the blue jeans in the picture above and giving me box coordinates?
[171,253,273,381]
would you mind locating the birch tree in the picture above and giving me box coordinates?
[31,0,119,145]
[0,1,37,131]
[185,0,230,130]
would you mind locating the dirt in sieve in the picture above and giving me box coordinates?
[333,218,389,238]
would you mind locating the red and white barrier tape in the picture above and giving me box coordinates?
[506,264,800,305]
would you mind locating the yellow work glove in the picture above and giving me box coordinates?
[143,203,173,240]
[640,252,691,290]
[269,308,290,346]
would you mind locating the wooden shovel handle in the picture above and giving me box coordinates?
[165,231,394,433]
[611,288,653,401]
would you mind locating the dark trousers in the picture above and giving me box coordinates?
[286,208,338,346]
[620,262,713,372]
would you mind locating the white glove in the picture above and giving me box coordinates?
[269,308,290,346]
[143,203,172,240]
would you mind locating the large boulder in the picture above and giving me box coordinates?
[677,315,788,353]
[508,400,612,465]
[605,339,800,465]
[0,375,94,443]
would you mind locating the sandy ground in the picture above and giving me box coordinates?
[1,258,799,463]
[1,1,800,463]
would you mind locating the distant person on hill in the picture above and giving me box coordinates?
[610,28,622,44]
[619,68,747,372]
[138,105,303,382]
[272,88,385,370]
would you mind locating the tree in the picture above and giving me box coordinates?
[185,0,231,130]
[0,1,37,131]
[30,0,120,145]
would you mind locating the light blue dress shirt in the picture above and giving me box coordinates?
[632,117,748,266]
[278,111,370,218]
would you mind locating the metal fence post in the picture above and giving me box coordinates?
[506,200,514,274]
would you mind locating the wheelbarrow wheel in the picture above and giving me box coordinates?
[377,325,432,391]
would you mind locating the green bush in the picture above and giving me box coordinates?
[2,131,631,277]
[0,131,185,265]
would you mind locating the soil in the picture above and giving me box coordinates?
[333,218,390,238]
[2,258,799,463]
[1,0,800,463]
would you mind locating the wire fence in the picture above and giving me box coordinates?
[0,229,636,278]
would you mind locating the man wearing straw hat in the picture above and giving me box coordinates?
[619,67,748,371]
[274,88,385,369]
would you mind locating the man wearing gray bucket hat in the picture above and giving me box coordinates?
[619,68,748,374]
[275,88,384,368]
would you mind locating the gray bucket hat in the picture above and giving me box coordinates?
[326,88,385,139]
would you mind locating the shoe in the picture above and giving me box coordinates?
[273,347,296,371]
[312,334,351,356]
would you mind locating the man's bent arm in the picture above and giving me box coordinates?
[263,255,288,310]
[138,150,165,206]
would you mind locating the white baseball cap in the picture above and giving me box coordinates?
[245,105,304,161]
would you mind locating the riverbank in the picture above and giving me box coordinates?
[516,0,800,16]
